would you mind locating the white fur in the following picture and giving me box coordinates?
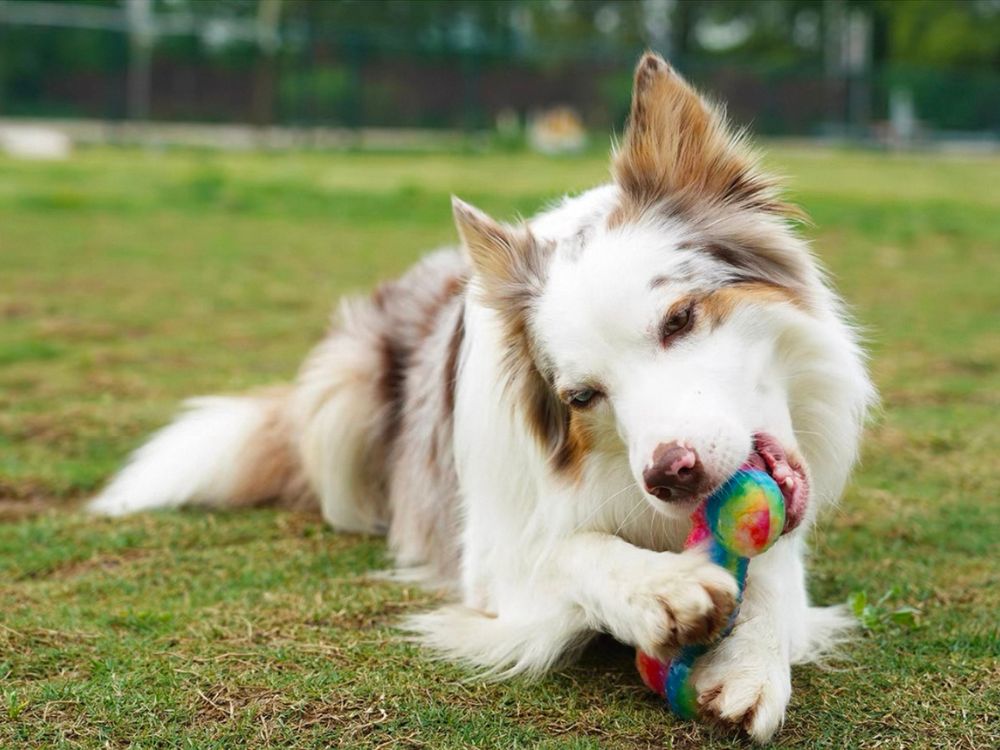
[291,297,388,534]
[89,396,270,516]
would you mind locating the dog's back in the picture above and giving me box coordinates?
[91,249,469,584]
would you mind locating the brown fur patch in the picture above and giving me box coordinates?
[376,323,409,450]
[559,408,595,475]
[370,262,468,466]
[697,282,801,328]
[518,380,592,479]
[229,387,312,510]
[441,301,465,419]
[649,275,670,289]
[694,213,815,301]
[610,53,801,226]
[452,199,547,308]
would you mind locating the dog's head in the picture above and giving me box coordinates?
[454,54,869,529]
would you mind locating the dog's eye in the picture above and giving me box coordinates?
[567,388,601,408]
[660,303,695,344]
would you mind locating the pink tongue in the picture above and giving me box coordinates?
[744,451,768,473]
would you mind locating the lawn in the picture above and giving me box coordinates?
[0,145,997,749]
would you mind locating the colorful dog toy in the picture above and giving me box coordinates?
[635,466,785,719]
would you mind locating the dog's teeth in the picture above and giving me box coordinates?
[783,477,795,489]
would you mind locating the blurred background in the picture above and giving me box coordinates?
[1,0,998,155]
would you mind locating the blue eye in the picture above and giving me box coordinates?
[569,388,599,407]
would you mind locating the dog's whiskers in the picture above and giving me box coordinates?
[574,482,636,532]
[612,495,647,538]
[791,427,838,457]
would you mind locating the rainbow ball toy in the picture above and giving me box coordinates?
[635,466,785,720]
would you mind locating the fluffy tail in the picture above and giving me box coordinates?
[88,388,307,517]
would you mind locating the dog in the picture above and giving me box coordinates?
[90,53,875,742]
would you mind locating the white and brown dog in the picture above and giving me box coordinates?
[91,54,874,742]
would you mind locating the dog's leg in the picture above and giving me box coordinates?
[690,534,809,743]
[408,531,738,677]
[556,532,740,662]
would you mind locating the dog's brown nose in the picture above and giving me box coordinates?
[643,442,705,500]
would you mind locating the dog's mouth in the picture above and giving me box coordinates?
[637,432,810,532]
[744,432,809,533]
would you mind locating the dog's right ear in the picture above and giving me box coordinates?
[612,52,791,221]
[451,196,546,306]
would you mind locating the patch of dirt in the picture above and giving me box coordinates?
[191,684,392,745]
[5,413,82,447]
[321,598,429,631]
[1,301,35,319]
[192,684,296,724]
[0,496,59,520]
[34,316,151,341]
[6,699,106,746]
[0,623,100,649]
[46,548,153,580]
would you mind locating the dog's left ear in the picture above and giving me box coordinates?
[612,52,791,219]
[451,196,546,309]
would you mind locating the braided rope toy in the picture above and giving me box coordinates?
[635,466,785,719]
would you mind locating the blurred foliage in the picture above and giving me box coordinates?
[879,64,1000,131]
[0,0,998,131]
[883,0,1000,69]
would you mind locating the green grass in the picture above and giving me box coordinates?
[0,145,997,748]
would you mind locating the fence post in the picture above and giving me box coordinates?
[125,0,153,121]
[252,0,283,127]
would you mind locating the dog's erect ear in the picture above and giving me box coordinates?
[452,197,516,281]
[612,52,788,219]
[451,197,546,304]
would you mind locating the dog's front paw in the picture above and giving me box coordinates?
[692,618,792,743]
[620,549,738,661]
